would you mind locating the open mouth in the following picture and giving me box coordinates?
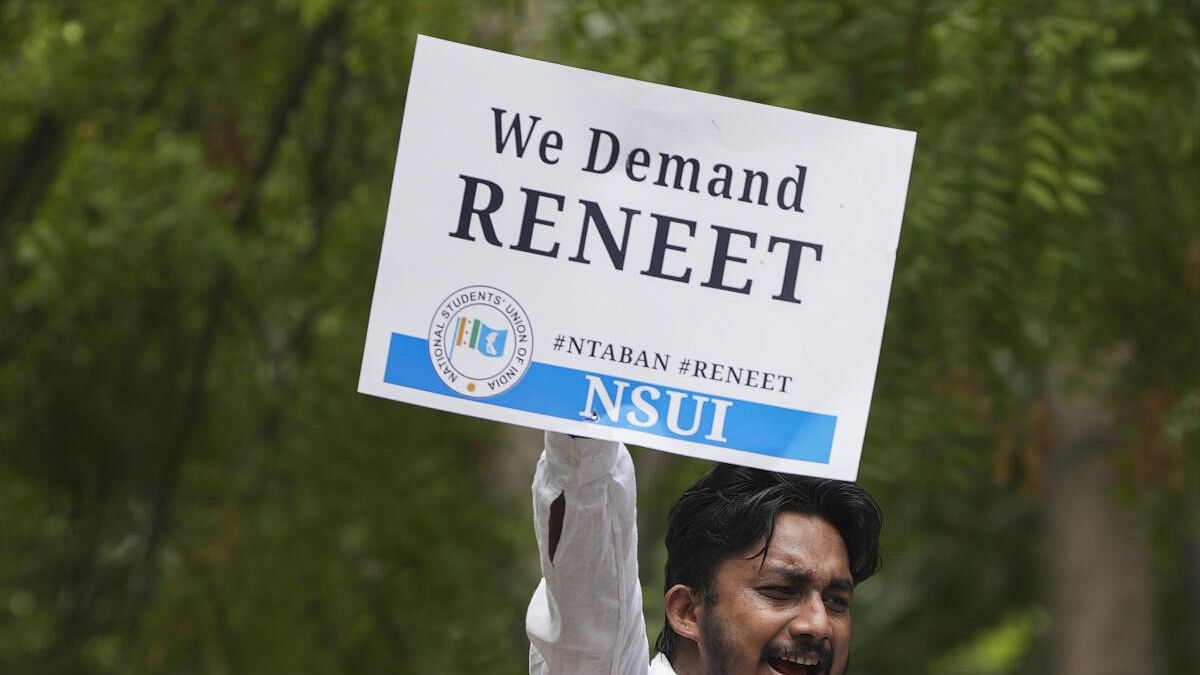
[767,655,825,675]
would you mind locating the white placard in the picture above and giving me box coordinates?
[359,36,915,480]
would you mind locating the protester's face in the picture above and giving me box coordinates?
[696,512,852,675]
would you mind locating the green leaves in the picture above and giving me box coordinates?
[1,1,1196,674]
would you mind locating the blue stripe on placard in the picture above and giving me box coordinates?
[383,333,836,464]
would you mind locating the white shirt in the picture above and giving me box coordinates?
[526,432,678,675]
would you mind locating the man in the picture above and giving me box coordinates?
[526,432,882,675]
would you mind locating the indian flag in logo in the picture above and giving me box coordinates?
[451,317,508,358]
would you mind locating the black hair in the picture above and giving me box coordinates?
[654,463,883,662]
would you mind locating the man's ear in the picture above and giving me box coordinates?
[664,584,704,642]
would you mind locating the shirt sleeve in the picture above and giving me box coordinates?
[527,431,649,675]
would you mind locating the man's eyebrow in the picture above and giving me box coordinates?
[759,566,856,592]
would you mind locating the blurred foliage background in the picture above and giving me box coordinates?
[1,0,1197,674]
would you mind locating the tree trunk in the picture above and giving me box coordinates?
[1043,365,1161,675]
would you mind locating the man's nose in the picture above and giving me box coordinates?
[786,594,832,640]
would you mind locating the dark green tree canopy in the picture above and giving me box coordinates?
[1,1,1196,674]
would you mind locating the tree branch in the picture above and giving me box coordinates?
[0,113,67,243]
[108,7,349,671]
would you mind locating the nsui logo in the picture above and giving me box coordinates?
[428,285,533,397]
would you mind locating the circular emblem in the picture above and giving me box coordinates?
[428,285,533,397]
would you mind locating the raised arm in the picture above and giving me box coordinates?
[526,432,649,675]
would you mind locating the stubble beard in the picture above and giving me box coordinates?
[698,610,849,675]
[698,609,735,675]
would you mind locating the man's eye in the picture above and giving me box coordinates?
[758,587,793,599]
[824,596,851,613]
